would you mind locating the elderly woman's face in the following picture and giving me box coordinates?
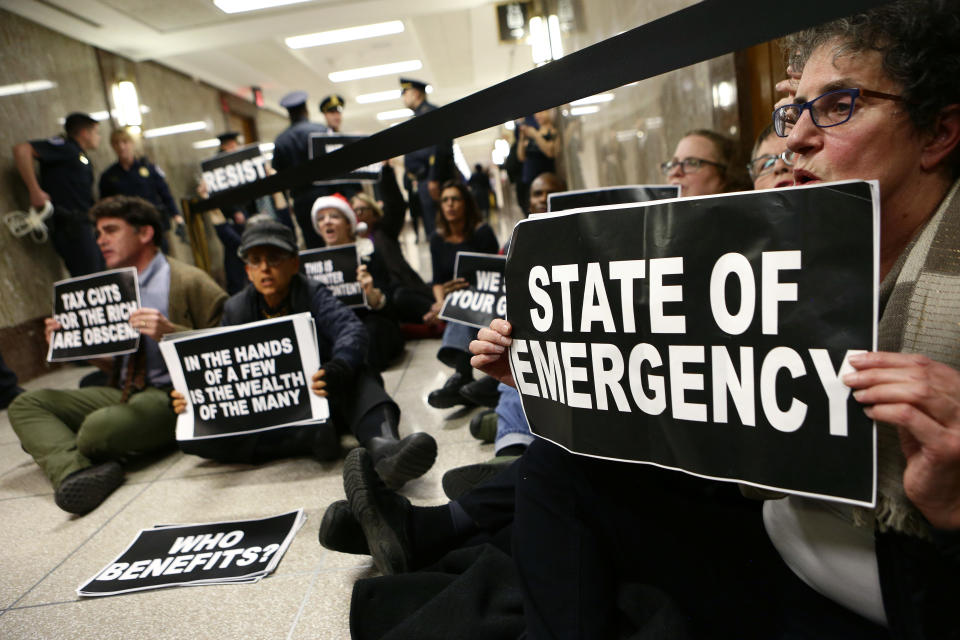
[315,208,353,246]
[665,135,727,197]
[351,197,377,227]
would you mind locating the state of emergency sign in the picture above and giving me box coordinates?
[506,181,879,506]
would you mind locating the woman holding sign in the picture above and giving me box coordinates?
[424,181,500,408]
[312,194,405,372]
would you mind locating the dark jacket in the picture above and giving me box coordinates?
[222,272,367,370]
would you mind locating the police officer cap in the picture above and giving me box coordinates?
[320,95,345,113]
[399,78,428,93]
[217,131,240,144]
[279,90,308,110]
[237,219,298,258]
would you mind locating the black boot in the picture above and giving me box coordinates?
[367,432,438,489]
[427,371,476,408]
[343,448,413,575]
[458,375,501,408]
[318,500,370,555]
[54,461,124,515]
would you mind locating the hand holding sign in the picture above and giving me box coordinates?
[845,351,960,530]
[470,319,516,388]
[129,308,175,342]
[44,316,61,345]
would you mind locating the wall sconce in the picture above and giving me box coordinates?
[112,80,142,129]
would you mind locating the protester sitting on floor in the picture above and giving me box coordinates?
[311,194,405,372]
[9,196,227,515]
[470,2,960,636]
[350,166,436,327]
[423,181,499,409]
[661,128,751,196]
[171,220,437,488]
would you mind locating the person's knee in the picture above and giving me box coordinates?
[8,389,57,433]
[76,406,127,459]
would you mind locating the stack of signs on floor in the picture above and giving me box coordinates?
[159,313,329,443]
[77,509,305,596]
[47,267,141,362]
[300,244,366,308]
[308,134,382,184]
[439,252,507,329]
[547,185,680,213]
[505,181,879,506]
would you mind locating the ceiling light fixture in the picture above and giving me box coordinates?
[144,121,208,138]
[0,79,56,98]
[376,108,413,121]
[569,105,599,116]
[286,20,404,49]
[329,60,421,83]
[356,84,432,104]
[213,0,312,14]
[192,138,221,149]
[112,81,142,127]
[570,93,613,106]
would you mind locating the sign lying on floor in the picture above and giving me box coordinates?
[547,184,680,213]
[48,268,141,362]
[78,509,305,596]
[506,181,879,507]
[440,252,507,329]
[300,244,366,308]
[160,313,329,442]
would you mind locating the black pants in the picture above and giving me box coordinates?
[362,313,405,372]
[513,438,888,640]
[51,209,104,277]
[179,369,398,463]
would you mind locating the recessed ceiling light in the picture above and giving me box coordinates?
[0,79,56,98]
[144,121,208,138]
[569,105,599,116]
[286,20,404,49]
[192,138,221,149]
[570,93,614,106]
[329,60,422,83]
[376,108,413,121]
[356,89,401,104]
[214,0,312,14]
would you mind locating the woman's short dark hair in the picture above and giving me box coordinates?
[785,0,960,175]
[89,196,164,246]
[683,129,752,192]
[436,181,482,238]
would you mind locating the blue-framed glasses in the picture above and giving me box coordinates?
[747,150,796,179]
[773,88,902,137]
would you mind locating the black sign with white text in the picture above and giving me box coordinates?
[300,244,366,308]
[507,181,878,506]
[160,314,329,441]
[77,510,305,597]
[200,145,271,196]
[48,268,141,362]
[308,134,382,184]
[440,252,507,329]
[547,185,680,212]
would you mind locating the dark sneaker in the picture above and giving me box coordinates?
[368,432,438,489]
[458,375,501,408]
[441,456,519,501]
[427,372,475,409]
[318,499,370,555]
[54,461,124,515]
[469,409,498,444]
[343,448,412,575]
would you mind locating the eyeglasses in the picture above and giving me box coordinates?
[659,157,726,176]
[245,252,290,268]
[773,88,902,138]
[747,150,796,179]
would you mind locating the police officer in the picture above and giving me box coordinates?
[99,128,183,253]
[216,131,241,155]
[319,95,345,133]
[399,78,455,241]
[272,91,331,249]
[12,112,105,276]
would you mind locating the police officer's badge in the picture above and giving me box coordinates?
[139,166,150,178]
[79,154,89,165]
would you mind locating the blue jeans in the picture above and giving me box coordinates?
[437,322,476,371]
[494,384,533,454]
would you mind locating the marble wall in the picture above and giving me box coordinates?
[0,10,287,380]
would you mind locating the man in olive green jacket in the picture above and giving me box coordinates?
[10,196,227,515]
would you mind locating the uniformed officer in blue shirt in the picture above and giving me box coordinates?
[12,112,105,276]
[319,95,345,133]
[99,128,182,253]
[399,78,456,241]
[272,91,331,249]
